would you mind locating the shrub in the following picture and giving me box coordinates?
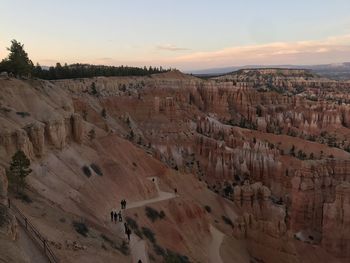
[153,244,166,256]
[0,107,11,113]
[126,217,138,230]
[90,163,103,176]
[82,165,92,177]
[101,234,129,255]
[73,221,89,237]
[204,205,212,213]
[142,227,156,243]
[101,234,114,246]
[222,215,233,227]
[0,205,8,227]
[117,240,129,255]
[126,217,143,238]
[145,206,166,222]
[101,108,107,118]
[88,129,96,141]
[16,111,30,118]
[16,192,32,203]
[159,210,166,219]
[165,250,190,263]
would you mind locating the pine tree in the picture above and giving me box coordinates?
[101,108,107,118]
[0,40,34,77]
[88,129,96,141]
[7,150,32,193]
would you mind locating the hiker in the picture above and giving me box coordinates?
[126,227,131,241]
[174,188,177,194]
[118,210,122,222]
[110,210,114,222]
[120,200,124,209]
[121,199,127,209]
[124,222,128,233]
[113,211,118,223]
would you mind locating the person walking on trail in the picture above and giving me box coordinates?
[113,211,118,223]
[126,227,131,241]
[120,200,124,209]
[118,210,122,222]
[174,188,178,194]
[124,222,128,233]
[110,210,114,222]
[121,199,127,209]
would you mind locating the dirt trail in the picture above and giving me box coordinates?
[112,176,177,263]
[209,224,224,263]
[17,224,49,263]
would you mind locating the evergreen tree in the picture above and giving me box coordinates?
[289,145,295,157]
[7,150,32,193]
[90,82,98,96]
[101,108,107,118]
[88,129,96,141]
[0,40,34,76]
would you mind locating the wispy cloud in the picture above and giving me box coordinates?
[156,44,190,51]
[170,34,350,69]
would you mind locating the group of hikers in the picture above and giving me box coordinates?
[110,199,132,240]
[110,210,123,223]
[107,179,178,263]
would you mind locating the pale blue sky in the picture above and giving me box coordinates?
[1,0,350,70]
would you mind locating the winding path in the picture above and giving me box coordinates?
[209,224,224,263]
[113,177,177,263]
[17,224,49,263]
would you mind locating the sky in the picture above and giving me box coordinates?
[1,0,350,70]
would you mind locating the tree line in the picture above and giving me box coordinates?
[0,40,170,79]
[32,63,168,80]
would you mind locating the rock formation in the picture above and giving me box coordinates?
[0,69,350,262]
[322,182,350,257]
[0,167,8,206]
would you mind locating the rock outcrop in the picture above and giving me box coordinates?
[322,182,350,257]
[0,167,8,206]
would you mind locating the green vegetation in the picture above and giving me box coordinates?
[223,184,233,197]
[222,215,234,227]
[141,227,156,243]
[6,150,32,193]
[16,192,32,203]
[0,39,171,79]
[16,111,30,118]
[152,244,190,263]
[0,40,34,77]
[145,206,166,222]
[0,205,8,227]
[90,82,98,96]
[101,108,107,118]
[204,205,212,213]
[82,165,92,177]
[125,217,143,238]
[100,234,129,255]
[90,163,103,176]
[88,129,96,141]
[34,63,169,80]
[164,250,191,263]
[72,221,89,237]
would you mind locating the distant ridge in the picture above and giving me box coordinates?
[188,62,350,80]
